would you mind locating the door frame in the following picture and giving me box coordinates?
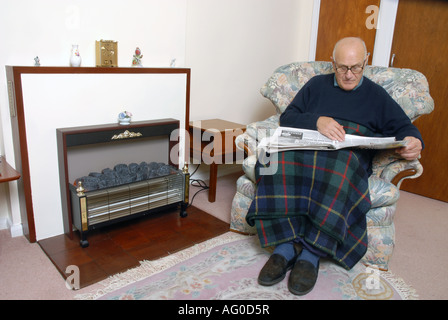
[309,0,399,67]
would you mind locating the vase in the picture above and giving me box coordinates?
[70,45,82,67]
[119,118,131,125]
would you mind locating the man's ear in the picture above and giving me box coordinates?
[365,52,371,65]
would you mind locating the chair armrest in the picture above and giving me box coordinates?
[390,168,418,186]
[235,115,280,157]
[372,149,423,188]
[235,132,257,156]
[380,159,423,188]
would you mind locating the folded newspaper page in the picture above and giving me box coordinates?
[258,127,407,153]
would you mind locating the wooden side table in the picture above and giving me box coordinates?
[189,119,246,202]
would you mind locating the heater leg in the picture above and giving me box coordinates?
[80,232,89,248]
[80,240,89,248]
[180,202,188,218]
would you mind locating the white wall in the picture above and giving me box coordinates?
[0,0,188,237]
[186,0,313,125]
[0,0,314,238]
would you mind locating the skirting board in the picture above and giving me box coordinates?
[0,217,23,237]
[0,217,6,230]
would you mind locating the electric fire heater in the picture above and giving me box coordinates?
[57,119,189,248]
[70,164,188,248]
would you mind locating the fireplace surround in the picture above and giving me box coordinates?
[6,66,190,242]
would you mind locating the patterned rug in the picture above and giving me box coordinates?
[75,232,418,300]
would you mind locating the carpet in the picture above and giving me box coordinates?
[75,232,418,300]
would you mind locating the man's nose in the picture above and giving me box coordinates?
[345,70,355,78]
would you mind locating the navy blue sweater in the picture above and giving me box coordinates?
[280,74,423,146]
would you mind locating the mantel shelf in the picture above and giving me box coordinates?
[6,66,190,75]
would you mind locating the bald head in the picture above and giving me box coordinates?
[331,37,368,91]
[332,37,367,62]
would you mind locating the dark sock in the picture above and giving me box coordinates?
[273,241,295,261]
[298,247,320,268]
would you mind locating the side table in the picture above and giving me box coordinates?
[189,119,246,202]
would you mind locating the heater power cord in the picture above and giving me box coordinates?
[187,164,209,207]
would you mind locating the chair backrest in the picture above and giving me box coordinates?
[260,61,434,121]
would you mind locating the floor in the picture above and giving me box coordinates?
[38,205,229,288]
[1,170,447,299]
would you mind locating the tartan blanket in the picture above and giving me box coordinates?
[246,121,374,270]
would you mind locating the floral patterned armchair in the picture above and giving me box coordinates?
[230,61,434,270]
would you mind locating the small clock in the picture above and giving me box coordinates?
[95,40,118,67]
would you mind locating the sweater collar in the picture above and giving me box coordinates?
[333,74,364,91]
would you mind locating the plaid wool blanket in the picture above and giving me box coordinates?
[246,122,375,270]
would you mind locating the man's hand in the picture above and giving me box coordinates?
[317,116,346,141]
[395,136,422,160]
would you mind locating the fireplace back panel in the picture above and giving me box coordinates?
[67,136,168,183]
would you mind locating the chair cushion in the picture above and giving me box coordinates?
[260,62,334,114]
[363,66,434,121]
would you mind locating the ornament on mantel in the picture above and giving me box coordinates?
[34,56,40,66]
[118,110,132,125]
[70,44,82,67]
[132,47,143,67]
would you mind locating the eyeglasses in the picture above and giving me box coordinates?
[334,64,364,74]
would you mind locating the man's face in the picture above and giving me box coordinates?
[332,46,366,91]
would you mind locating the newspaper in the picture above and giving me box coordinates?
[258,126,407,153]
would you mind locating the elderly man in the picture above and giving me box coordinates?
[246,37,423,295]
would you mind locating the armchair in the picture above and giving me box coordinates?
[230,61,434,270]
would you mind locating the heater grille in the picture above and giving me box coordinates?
[82,173,184,226]
[69,168,188,248]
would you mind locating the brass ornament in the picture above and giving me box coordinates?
[111,130,143,140]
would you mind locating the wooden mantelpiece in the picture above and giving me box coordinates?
[6,66,191,242]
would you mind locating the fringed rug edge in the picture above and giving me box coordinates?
[74,231,249,300]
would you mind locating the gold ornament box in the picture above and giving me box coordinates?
[95,40,118,67]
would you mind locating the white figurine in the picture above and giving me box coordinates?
[132,47,143,67]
